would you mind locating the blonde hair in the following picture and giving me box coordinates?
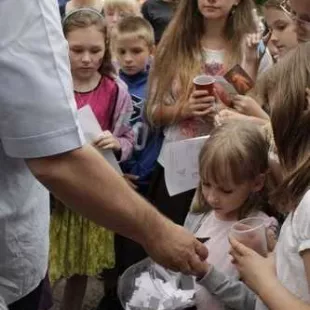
[264,0,291,11]
[194,121,269,219]
[146,0,256,125]
[257,42,310,209]
[103,0,141,15]
[114,16,155,48]
[63,9,115,76]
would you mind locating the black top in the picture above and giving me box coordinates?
[141,0,174,44]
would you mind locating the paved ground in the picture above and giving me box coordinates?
[51,277,104,310]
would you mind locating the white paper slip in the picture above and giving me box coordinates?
[163,135,209,196]
[77,105,123,175]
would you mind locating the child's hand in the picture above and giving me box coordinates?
[93,130,121,151]
[180,90,215,119]
[232,95,268,119]
[229,237,277,294]
[124,174,139,190]
[196,261,210,280]
[215,109,249,125]
[266,228,277,252]
[242,33,261,65]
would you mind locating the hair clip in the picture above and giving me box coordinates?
[62,7,104,25]
[280,0,292,16]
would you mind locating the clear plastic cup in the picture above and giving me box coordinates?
[230,217,268,257]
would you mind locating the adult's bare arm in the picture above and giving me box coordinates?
[26,144,208,274]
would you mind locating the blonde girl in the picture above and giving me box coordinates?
[146,0,272,226]
[230,42,310,310]
[185,121,278,310]
[215,0,299,129]
[263,0,298,61]
[49,9,134,310]
[102,0,141,33]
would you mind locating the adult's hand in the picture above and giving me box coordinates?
[229,237,277,294]
[27,145,208,276]
[144,221,208,276]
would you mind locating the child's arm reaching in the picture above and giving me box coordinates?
[151,90,215,126]
[230,238,310,310]
[197,264,257,310]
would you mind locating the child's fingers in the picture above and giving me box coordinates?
[229,236,253,257]
[96,137,114,148]
[101,130,112,137]
[93,131,112,145]
[124,175,138,190]
[266,229,277,252]
[102,143,115,150]
[125,174,140,181]
[192,103,213,111]
[192,96,216,105]
[192,90,211,98]
[193,106,215,117]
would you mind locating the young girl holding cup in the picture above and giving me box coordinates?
[185,120,278,310]
[146,0,272,226]
[230,41,310,310]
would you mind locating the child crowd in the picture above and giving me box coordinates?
[29,0,310,309]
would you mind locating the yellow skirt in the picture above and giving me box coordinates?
[49,201,115,284]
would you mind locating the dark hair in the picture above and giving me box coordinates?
[62,8,115,76]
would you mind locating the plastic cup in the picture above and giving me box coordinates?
[193,75,215,96]
[117,258,195,310]
[230,217,268,257]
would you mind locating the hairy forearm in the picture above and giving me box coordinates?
[257,278,310,310]
[26,144,169,246]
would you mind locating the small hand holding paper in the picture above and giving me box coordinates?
[93,130,121,151]
[232,95,267,118]
[243,33,262,65]
[229,237,277,294]
[215,109,248,125]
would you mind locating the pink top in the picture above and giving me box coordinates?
[74,76,134,162]
[194,211,278,310]
[75,77,117,131]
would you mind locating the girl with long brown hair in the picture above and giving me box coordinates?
[146,0,272,226]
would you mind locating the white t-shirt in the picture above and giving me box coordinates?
[256,190,310,310]
[195,211,277,310]
[157,48,273,167]
[0,0,84,304]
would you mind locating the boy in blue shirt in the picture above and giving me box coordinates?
[115,16,163,196]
